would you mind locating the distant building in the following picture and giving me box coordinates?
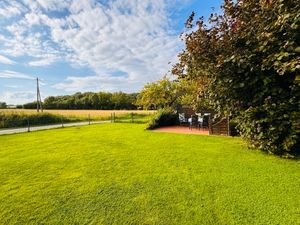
[6,105,17,109]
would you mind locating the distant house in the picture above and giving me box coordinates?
[6,105,17,109]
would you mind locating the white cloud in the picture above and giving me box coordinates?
[0,70,34,80]
[36,0,72,11]
[0,55,15,65]
[1,0,182,92]
[1,91,35,105]
[4,85,20,88]
[0,1,26,19]
[28,56,57,66]
[53,74,137,92]
[50,0,180,90]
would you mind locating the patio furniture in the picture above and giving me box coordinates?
[202,114,210,129]
[188,115,198,130]
[178,113,188,125]
[198,117,204,129]
[195,113,203,129]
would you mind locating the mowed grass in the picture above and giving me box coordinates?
[0,109,155,119]
[0,124,299,224]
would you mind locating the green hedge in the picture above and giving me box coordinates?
[0,112,81,129]
[237,102,300,156]
[146,108,178,130]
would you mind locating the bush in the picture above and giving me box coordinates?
[146,107,178,130]
[0,112,81,129]
[229,120,239,137]
[237,99,300,156]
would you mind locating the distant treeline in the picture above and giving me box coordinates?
[0,102,7,109]
[21,92,139,110]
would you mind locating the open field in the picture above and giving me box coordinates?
[0,109,154,129]
[0,109,155,119]
[0,123,299,224]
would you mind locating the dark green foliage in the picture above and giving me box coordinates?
[23,92,138,110]
[0,112,81,129]
[237,97,300,155]
[229,120,239,137]
[23,101,38,109]
[0,102,7,109]
[174,0,300,155]
[147,107,178,129]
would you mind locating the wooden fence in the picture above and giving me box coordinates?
[209,117,230,136]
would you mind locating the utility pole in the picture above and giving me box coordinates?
[36,77,43,112]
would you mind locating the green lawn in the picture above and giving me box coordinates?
[0,124,299,224]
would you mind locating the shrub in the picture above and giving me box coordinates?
[229,120,239,137]
[0,112,81,129]
[146,107,178,130]
[237,99,300,156]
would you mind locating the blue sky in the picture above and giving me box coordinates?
[0,0,222,104]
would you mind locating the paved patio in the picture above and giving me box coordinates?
[154,126,209,135]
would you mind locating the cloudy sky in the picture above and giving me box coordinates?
[0,0,222,104]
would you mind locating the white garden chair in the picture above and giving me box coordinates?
[178,113,187,125]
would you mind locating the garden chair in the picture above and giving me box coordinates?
[202,114,210,129]
[178,113,187,125]
[195,113,203,129]
[188,115,198,130]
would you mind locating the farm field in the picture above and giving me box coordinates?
[0,123,299,224]
[0,109,155,119]
[0,109,154,129]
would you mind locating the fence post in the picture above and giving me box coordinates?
[61,116,64,128]
[208,116,212,135]
[227,116,230,136]
[113,112,115,123]
[88,114,91,125]
[110,113,113,123]
[27,117,30,132]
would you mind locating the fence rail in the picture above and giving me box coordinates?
[209,117,230,136]
[0,112,152,133]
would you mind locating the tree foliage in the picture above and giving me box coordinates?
[0,102,7,109]
[23,92,138,110]
[173,0,300,155]
[136,78,198,110]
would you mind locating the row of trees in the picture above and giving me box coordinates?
[23,92,139,110]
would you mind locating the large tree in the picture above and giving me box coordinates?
[173,0,300,155]
[136,78,198,110]
[136,78,180,109]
